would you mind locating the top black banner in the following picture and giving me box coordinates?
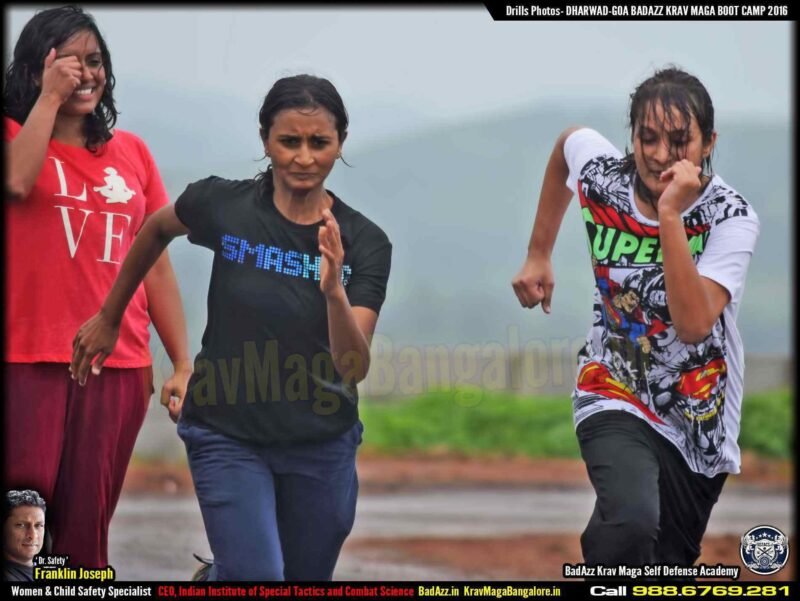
[483,1,796,20]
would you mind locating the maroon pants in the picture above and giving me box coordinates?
[4,363,152,569]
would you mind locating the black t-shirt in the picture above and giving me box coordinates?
[174,177,391,446]
[2,560,34,581]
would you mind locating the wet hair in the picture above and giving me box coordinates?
[3,5,118,152]
[4,490,46,519]
[621,66,715,178]
[255,74,349,192]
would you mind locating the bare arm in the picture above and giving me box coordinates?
[144,249,193,421]
[657,160,730,343]
[71,204,189,384]
[6,49,81,200]
[327,295,377,385]
[318,209,377,384]
[511,126,582,313]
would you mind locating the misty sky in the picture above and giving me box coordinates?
[6,6,792,149]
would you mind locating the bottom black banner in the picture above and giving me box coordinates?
[3,581,798,600]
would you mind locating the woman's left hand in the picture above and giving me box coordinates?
[658,159,703,214]
[71,310,120,386]
[161,360,193,423]
[319,208,345,298]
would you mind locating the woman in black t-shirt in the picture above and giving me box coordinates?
[71,75,392,581]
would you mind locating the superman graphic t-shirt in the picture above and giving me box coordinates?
[564,128,759,477]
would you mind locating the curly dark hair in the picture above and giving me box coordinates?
[4,5,118,152]
[4,490,46,518]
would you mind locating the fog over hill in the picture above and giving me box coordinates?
[122,88,790,362]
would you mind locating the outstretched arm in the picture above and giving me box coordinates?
[71,204,189,384]
[512,126,582,313]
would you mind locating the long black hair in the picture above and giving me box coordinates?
[255,74,349,193]
[4,5,118,152]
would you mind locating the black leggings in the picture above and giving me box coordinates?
[577,410,727,569]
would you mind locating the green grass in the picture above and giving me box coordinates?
[359,387,792,459]
[738,388,793,458]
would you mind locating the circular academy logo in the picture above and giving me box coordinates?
[740,525,790,575]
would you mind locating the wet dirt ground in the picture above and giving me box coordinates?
[112,453,793,581]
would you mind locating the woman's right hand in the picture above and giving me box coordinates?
[71,311,120,386]
[512,255,555,314]
[40,48,81,105]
